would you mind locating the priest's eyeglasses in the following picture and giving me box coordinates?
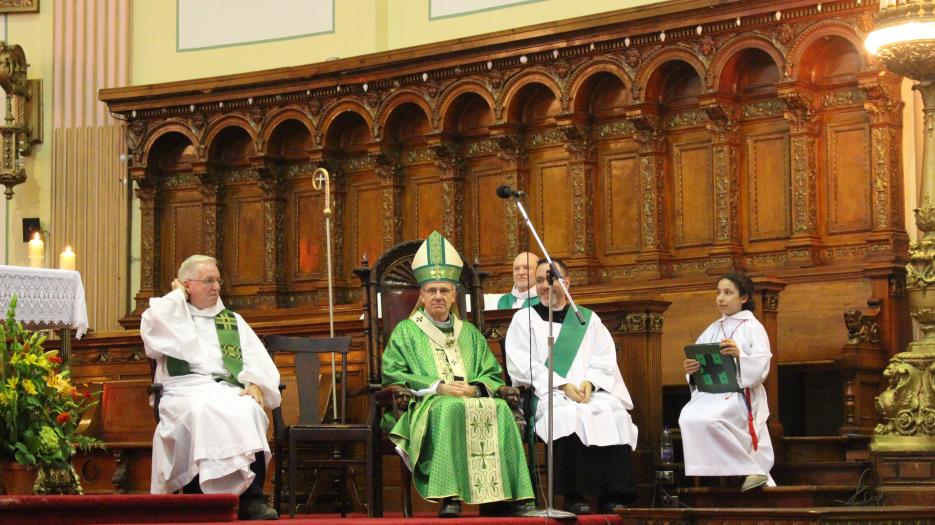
[188,278,223,286]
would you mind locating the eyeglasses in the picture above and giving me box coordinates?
[187,278,223,286]
[422,286,454,296]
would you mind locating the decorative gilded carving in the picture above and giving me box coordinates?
[871,127,893,230]
[258,164,286,301]
[844,307,882,345]
[375,149,404,249]
[493,133,526,257]
[623,48,642,69]
[617,312,664,334]
[527,128,566,148]
[464,139,497,157]
[822,87,866,108]
[196,166,226,259]
[742,100,785,119]
[874,353,935,437]
[432,141,465,250]
[665,109,707,130]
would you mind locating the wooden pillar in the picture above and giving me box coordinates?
[192,160,225,261]
[626,107,670,279]
[130,166,162,314]
[255,158,287,308]
[373,147,404,251]
[837,299,887,436]
[611,299,671,466]
[751,276,786,457]
[559,123,598,284]
[701,99,743,273]
[491,128,527,260]
[779,89,823,267]
[429,138,465,253]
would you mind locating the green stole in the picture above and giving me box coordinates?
[530,306,594,428]
[497,293,540,310]
[166,309,244,386]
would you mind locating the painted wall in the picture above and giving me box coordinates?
[6,9,53,268]
[132,0,663,85]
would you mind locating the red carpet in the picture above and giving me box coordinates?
[0,494,238,525]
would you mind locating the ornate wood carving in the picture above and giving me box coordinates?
[256,160,287,307]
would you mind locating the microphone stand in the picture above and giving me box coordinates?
[507,194,580,520]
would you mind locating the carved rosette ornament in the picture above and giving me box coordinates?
[866,0,935,450]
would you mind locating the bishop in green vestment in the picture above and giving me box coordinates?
[382,231,533,517]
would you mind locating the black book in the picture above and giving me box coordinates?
[684,343,740,394]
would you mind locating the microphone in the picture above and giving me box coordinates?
[496,185,525,199]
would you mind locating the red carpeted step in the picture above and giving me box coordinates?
[117,513,625,525]
[0,493,238,525]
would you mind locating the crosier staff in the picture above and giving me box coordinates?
[313,166,338,421]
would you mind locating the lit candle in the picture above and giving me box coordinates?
[28,233,44,267]
[59,246,76,271]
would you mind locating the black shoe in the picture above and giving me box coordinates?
[438,498,462,518]
[565,495,592,515]
[601,500,629,513]
[238,496,279,520]
[510,500,536,516]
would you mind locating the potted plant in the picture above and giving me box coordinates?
[0,296,100,494]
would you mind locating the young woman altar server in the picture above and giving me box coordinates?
[678,271,774,492]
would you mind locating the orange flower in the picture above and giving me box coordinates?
[56,412,72,424]
[49,355,62,365]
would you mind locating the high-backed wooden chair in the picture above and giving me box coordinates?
[265,335,375,518]
[354,239,525,517]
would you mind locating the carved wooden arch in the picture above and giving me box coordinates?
[566,59,633,114]
[499,68,564,124]
[708,33,787,92]
[634,47,708,102]
[317,98,377,144]
[141,120,200,168]
[436,79,496,132]
[201,114,258,160]
[260,106,315,152]
[786,20,871,80]
[377,89,435,135]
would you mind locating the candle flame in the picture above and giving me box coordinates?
[32,232,40,241]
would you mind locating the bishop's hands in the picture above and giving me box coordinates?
[438,381,479,398]
[559,381,593,403]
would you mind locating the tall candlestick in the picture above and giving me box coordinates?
[28,233,44,268]
[59,246,76,271]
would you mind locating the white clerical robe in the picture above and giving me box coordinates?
[141,289,282,494]
[483,286,537,310]
[678,310,774,483]
[505,307,638,448]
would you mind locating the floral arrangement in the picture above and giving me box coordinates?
[0,296,100,469]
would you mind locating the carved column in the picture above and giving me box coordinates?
[192,160,225,262]
[255,158,287,308]
[702,101,743,273]
[780,90,822,267]
[560,123,598,284]
[752,276,786,457]
[862,73,909,263]
[374,148,404,251]
[627,109,670,279]
[491,130,527,259]
[610,299,671,473]
[429,139,466,252]
[130,166,163,314]
[837,299,887,436]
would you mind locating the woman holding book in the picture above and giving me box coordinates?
[678,271,774,492]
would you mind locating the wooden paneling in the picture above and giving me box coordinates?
[349,175,384,273]
[403,165,443,241]
[826,122,872,234]
[532,162,573,257]
[160,193,203,288]
[672,140,713,247]
[470,166,508,263]
[289,183,324,280]
[746,132,790,241]
[602,153,641,254]
[230,197,265,285]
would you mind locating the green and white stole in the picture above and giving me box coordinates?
[167,309,244,386]
[552,306,593,378]
[496,293,540,310]
[410,309,506,503]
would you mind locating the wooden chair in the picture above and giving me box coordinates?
[353,239,526,517]
[265,335,375,518]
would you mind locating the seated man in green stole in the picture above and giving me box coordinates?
[382,231,534,518]
[484,251,541,310]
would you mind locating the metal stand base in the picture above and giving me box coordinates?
[524,507,578,519]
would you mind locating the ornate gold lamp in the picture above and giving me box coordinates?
[865,0,935,491]
[0,41,41,200]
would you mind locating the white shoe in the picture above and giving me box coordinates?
[741,474,768,492]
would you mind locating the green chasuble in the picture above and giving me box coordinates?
[496,294,540,310]
[382,311,533,504]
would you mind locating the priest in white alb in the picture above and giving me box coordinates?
[141,254,281,521]
[505,258,638,514]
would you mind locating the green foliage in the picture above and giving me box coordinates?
[0,296,101,467]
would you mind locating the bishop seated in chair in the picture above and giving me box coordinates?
[381,231,535,518]
[141,255,281,521]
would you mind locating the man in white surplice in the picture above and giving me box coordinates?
[141,255,280,521]
[505,258,638,514]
